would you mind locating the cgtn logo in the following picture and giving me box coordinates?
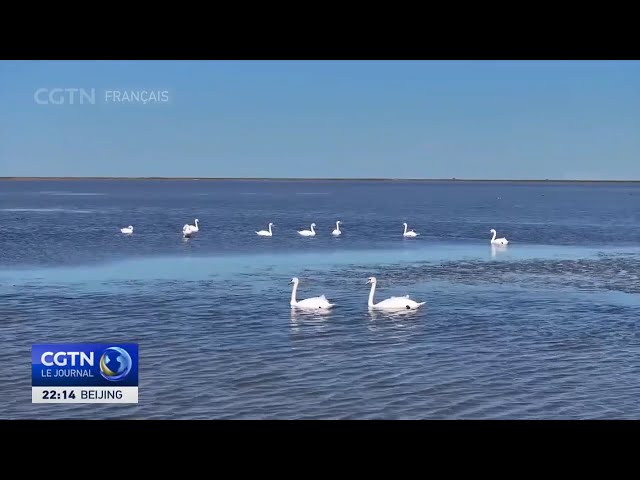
[32,343,138,404]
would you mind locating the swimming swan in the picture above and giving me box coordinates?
[298,223,316,237]
[490,229,509,245]
[332,221,342,236]
[289,277,334,309]
[183,219,199,234]
[256,223,274,236]
[182,224,193,238]
[403,223,418,237]
[366,277,425,310]
[120,225,133,234]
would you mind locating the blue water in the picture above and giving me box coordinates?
[2,179,640,419]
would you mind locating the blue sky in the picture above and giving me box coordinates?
[1,60,638,179]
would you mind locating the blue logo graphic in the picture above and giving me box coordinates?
[32,343,138,387]
[99,347,133,381]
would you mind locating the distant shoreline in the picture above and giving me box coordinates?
[1,177,639,184]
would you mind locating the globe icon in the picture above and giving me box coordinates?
[99,347,132,381]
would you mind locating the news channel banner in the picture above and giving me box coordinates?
[32,343,138,403]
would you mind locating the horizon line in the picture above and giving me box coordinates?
[1,176,640,183]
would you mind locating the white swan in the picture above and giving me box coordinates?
[289,277,334,309]
[256,223,274,236]
[298,223,316,237]
[402,223,418,237]
[366,277,425,310]
[120,225,133,234]
[490,228,509,245]
[183,219,199,234]
[182,224,193,238]
[332,221,342,236]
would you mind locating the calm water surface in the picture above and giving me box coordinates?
[2,179,640,419]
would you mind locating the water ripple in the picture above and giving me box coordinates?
[2,180,640,419]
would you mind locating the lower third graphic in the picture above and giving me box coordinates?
[32,343,138,403]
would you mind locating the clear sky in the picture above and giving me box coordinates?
[1,60,638,179]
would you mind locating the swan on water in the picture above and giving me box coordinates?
[183,219,199,235]
[256,223,274,236]
[289,277,334,309]
[120,225,133,234]
[366,277,425,310]
[182,224,193,238]
[490,228,509,245]
[332,221,342,236]
[402,223,418,237]
[298,223,316,237]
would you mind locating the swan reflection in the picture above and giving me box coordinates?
[290,307,332,320]
[290,307,332,333]
[490,244,508,258]
[366,307,422,337]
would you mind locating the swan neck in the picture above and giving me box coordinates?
[290,282,297,305]
[310,224,315,233]
[269,224,272,234]
[403,224,407,234]
[491,230,496,241]
[368,282,376,307]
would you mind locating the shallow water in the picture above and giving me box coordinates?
[1,179,640,419]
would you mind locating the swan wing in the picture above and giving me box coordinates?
[374,296,425,309]
[374,297,410,308]
[317,295,333,304]
[296,296,333,309]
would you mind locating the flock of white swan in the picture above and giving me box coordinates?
[119,219,510,312]
[258,222,508,244]
[120,219,509,245]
